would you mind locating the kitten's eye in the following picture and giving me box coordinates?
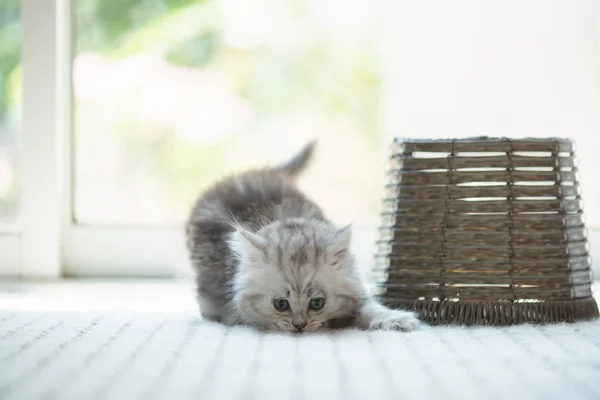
[273,299,290,312]
[309,297,325,310]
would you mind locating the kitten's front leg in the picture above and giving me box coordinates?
[355,298,421,332]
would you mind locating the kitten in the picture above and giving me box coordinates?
[186,142,420,333]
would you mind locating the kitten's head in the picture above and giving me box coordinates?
[228,219,363,333]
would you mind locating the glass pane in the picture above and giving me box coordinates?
[73,0,382,226]
[0,1,21,230]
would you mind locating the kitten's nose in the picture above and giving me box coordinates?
[292,321,307,330]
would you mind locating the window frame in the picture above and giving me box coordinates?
[0,0,65,278]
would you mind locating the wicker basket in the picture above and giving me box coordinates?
[374,137,599,325]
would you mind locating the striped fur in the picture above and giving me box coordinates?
[186,143,420,333]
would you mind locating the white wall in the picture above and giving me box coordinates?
[380,0,600,275]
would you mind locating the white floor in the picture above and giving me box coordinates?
[0,280,599,400]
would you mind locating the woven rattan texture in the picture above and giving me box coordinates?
[375,137,599,325]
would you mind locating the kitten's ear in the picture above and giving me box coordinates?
[328,225,352,268]
[229,227,267,262]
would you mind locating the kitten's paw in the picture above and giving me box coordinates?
[368,310,421,332]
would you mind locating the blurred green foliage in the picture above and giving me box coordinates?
[0,0,20,120]
[1,0,382,224]
[75,0,198,54]
[0,1,21,224]
[73,0,381,224]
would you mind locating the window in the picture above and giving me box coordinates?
[0,1,20,276]
[72,0,382,227]
[66,0,384,278]
[0,2,20,230]
[1,0,599,279]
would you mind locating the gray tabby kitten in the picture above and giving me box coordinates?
[186,142,420,333]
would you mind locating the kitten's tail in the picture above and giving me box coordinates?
[272,141,316,177]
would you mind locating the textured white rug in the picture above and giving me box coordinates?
[0,281,599,400]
